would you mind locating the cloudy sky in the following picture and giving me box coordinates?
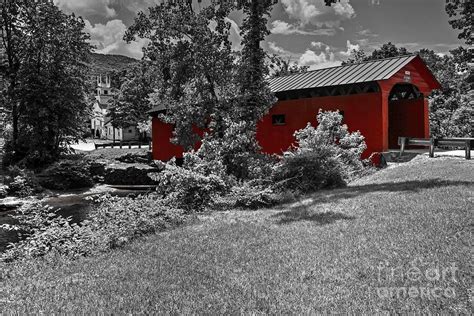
[53,0,466,70]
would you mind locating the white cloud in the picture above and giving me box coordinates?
[280,0,355,28]
[225,18,242,51]
[311,41,324,49]
[270,20,336,36]
[339,40,360,57]
[299,49,340,70]
[357,29,378,37]
[268,42,289,56]
[209,17,242,51]
[54,0,116,18]
[269,41,344,70]
[311,41,331,53]
[85,19,146,59]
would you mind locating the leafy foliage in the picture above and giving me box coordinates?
[1,195,186,262]
[38,159,94,190]
[150,158,228,213]
[126,2,236,150]
[231,181,279,210]
[109,62,156,130]
[0,0,92,167]
[272,111,366,194]
[342,42,410,65]
[267,54,309,77]
[445,0,473,44]
[88,53,137,78]
[4,166,42,197]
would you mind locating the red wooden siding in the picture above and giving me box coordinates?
[151,118,184,161]
[256,92,383,157]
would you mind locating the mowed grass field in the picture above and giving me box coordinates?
[1,156,472,313]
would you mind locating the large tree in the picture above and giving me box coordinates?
[109,62,156,131]
[0,0,91,166]
[125,0,236,149]
[445,0,473,45]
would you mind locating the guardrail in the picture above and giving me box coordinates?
[398,137,473,160]
[94,141,152,150]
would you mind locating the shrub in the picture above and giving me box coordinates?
[0,203,91,261]
[4,166,43,197]
[231,180,279,210]
[150,159,228,213]
[273,110,367,194]
[0,194,187,262]
[84,195,186,250]
[38,158,94,190]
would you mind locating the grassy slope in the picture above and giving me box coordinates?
[1,156,472,313]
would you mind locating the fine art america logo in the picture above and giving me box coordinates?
[374,257,459,300]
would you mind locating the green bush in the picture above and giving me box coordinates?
[4,166,43,197]
[273,110,367,194]
[150,159,228,213]
[231,180,279,210]
[0,194,186,262]
[84,195,186,250]
[38,158,94,190]
[0,203,91,261]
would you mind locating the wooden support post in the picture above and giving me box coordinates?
[429,138,435,158]
[128,142,131,149]
[466,140,471,160]
[138,143,141,149]
[399,137,406,157]
[120,142,122,149]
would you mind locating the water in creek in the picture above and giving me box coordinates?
[0,189,148,253]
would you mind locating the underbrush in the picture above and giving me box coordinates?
[3,166,43,197]
[0,194,186,262]
[38,158,94,190]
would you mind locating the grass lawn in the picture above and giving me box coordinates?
[1,156,472,313]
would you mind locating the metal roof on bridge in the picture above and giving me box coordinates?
[269,55,417,93]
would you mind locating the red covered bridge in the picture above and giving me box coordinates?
[149,55,441,161]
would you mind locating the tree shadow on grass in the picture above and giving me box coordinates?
[275,206,356,225]
[273,179,473,225]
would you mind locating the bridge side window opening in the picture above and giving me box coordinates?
[272,114,286,126]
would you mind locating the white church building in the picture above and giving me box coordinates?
[90,76,141,142]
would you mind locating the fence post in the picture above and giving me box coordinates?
[120,141,123,149]
[466,140,471,160]
[429,138,435,158]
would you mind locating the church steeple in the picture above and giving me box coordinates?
[95,75,114,107]
[96,75,112,96]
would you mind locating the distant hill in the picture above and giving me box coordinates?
[88,53,138,77]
